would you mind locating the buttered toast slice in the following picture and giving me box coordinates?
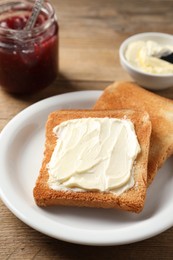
[94,81,173,185]
[33,109,151,213]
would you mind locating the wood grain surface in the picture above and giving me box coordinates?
[0,0,173,259]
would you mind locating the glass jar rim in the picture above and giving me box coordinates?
[0,0,57,40]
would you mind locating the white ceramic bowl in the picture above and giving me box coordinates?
[119,32,173,90]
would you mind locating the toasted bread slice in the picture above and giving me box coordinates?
[93,81,173,185]
[33,109,151,213]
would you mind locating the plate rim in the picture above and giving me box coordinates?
[0,90,173,246]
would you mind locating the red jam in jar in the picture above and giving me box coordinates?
[0,0,58,94]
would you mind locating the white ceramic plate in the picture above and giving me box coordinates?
[0,91,173,246]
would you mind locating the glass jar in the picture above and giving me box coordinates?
[0,0,58,94]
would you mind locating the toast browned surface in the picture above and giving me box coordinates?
[33,109,151,213]
[94,81,173,185]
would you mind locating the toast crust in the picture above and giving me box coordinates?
[33,109,151,213]
[93,81,173,185]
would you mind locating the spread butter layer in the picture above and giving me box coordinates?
[47,117,141,194]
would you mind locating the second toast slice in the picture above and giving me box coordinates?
[94,81,173,185]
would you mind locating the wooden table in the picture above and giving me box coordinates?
[0,0,173,258]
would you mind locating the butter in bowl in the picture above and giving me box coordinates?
[119,32,173,90]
